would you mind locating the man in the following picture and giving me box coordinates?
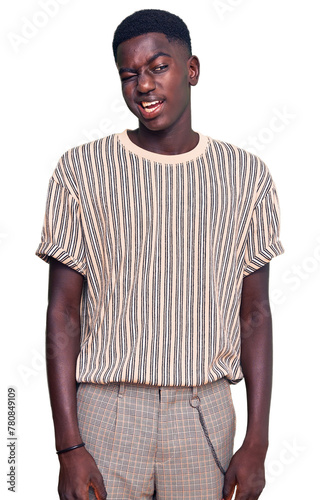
[35,9,284,500]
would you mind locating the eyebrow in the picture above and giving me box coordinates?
[119,51,172,75]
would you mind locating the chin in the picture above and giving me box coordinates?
[139,119,171,132]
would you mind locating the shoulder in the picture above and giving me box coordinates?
[50,133,119,194]
[58,132,118,163]
[205,135,275,199]
[207,135,269,171]
[206,135,265,168]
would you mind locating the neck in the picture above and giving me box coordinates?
[128,110,199,156]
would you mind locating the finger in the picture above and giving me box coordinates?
[222,472,237,500]
[234,470,265,500]
[233,485,260,500]
[90,477,107,500]
[235,490,261,500]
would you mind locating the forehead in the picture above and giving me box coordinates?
[116,32,185,68]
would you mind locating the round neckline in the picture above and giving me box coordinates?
[118,129,209,163]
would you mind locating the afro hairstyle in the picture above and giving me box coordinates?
[112,9,192,61]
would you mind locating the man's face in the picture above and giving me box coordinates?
[116,32,199,132]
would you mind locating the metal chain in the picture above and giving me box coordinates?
[195,405,226,476]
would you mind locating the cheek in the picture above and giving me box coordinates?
[166,77,189,107]
[121,85,135,108]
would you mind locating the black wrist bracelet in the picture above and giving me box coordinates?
[56,442,85,455]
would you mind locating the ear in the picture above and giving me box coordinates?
[188,56,200,86]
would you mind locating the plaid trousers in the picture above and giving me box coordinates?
[77,377,236,499]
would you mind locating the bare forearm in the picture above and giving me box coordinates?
[46,306,82,450]
[223,265,272,499]
[240,264,272,451]
[240,310,272,449]
[46,258,84,451]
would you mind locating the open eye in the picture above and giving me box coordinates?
[153,64,168,72]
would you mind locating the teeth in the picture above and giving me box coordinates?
[141,100,161,109]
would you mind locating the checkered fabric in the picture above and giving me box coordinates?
[77,377,236,499]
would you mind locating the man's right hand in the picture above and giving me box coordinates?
[58,447,107,500]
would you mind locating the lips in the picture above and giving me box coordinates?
[138,99,164,118]
[140,100,163,110]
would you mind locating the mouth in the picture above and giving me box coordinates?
[138,100,164,117]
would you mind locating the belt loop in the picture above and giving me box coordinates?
[190,385,200,407]
[118,382,125,398]
[189,383,226,476]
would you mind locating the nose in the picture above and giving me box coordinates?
[136,72,156,94]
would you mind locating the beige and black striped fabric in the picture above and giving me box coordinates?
[35,130,284,387]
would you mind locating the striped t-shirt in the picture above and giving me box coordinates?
[35,130,284,387]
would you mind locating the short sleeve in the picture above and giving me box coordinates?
[243,180,284,277]
[35,177,87,277]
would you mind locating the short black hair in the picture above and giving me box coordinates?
[112,9,192,62]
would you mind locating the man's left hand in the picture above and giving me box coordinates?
[222,442,267,500]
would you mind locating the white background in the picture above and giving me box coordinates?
[1,0,319,498]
